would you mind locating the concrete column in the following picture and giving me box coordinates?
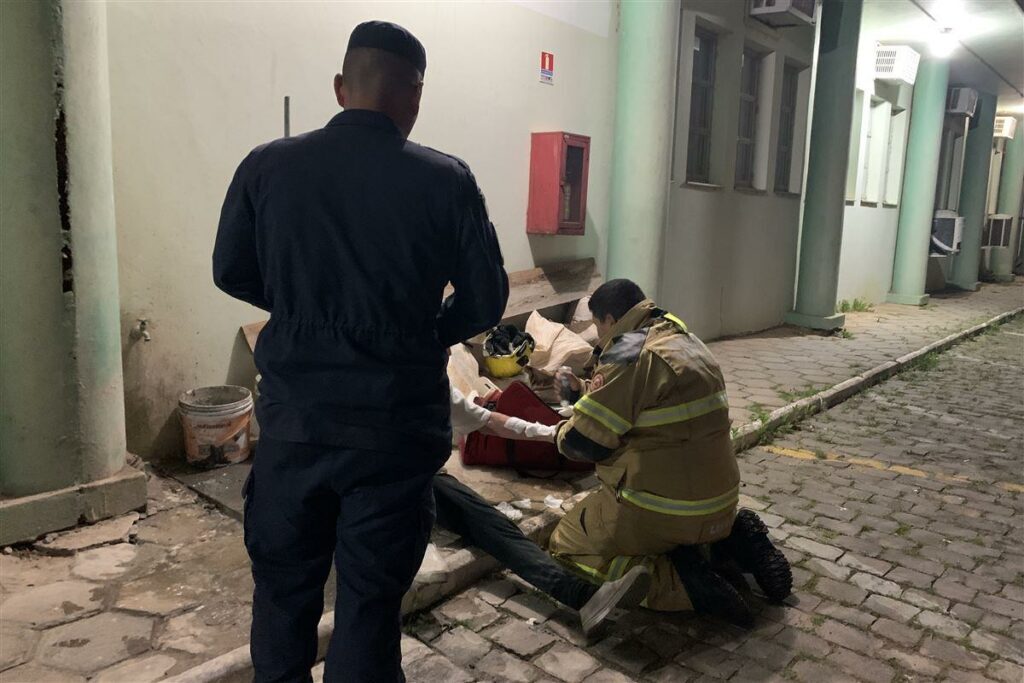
[949,92,997,291]
[784,0,863,330]
[886,57,950,305]
[606,0,679,297]
[992,114,1024,281]
[0,0,145,545]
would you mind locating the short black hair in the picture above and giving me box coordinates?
[589,279,646,322]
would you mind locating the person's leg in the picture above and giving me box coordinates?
[432,473,597,610]
[324,458,438,683]
[244,436,338,683]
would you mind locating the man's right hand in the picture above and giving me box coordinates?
[555,368,583,393]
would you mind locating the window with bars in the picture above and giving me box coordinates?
[735,48,762,188]
[686,28,717,184]
[774,64,799,192]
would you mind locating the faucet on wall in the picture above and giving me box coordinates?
[130,318,151,342]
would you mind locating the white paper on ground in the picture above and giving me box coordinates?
[495,501,524,522]
[543,495,564,509]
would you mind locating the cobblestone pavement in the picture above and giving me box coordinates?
[399,317,1024,683]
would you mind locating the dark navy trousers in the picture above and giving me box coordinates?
[432,473,596,610]
[243,435,443,683]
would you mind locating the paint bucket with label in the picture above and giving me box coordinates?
[178,385,253,467]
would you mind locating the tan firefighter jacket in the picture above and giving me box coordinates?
[556,299,739,535]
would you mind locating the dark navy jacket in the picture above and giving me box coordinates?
[213,110,508,457]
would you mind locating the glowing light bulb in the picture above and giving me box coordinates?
[930,27,957,57]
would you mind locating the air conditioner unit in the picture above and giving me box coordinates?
[982,214,1013,248]
[994,116,1017,140]
[874,45,920,85]
[750,0,816,27]
[931,210,963,254]
[946,88,978,117]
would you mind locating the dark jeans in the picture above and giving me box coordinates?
[432,473,597,610]
[244,435,443,683]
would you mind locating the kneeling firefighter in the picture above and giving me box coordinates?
[551,279,792,625]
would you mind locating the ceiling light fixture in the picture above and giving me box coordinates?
[930,26,958,57]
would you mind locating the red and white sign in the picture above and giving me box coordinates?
[540,51,554,85]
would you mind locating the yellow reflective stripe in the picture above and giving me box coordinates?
[634,390,728,428]
[663,312,688,332]
[569,560,607,582]
[571,555,638,584]
[606,555,631,581]
[620,485,739,517]
[574,395,632,435]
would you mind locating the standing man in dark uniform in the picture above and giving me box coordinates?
[213,21,508,683]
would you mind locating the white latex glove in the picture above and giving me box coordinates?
[503,416,530,435]
[504,417,556,440]
[524,422,557,439]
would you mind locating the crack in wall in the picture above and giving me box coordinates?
[52,0,72,295]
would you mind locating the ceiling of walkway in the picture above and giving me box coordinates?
[861,0,1024,113]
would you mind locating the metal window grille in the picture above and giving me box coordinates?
[687,28,717,183]
[735,48,761,188]
[774,65,799,192]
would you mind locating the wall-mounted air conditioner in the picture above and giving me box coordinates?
[750,0,816,27]
[946,88,978,117]
[982,214,1013,248]
[874,45,920,85]
[931,210,963,254]
[994,116,1017,140]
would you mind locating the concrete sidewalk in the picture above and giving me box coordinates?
[1,280,1020,683]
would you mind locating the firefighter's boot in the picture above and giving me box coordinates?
[669,545,754,628]
[712,509,792,603]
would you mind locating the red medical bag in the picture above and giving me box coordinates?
[460,381,593,473]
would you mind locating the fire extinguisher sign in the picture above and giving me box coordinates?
[540,51,554,85]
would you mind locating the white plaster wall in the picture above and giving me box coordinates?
[105,0,618,460]
[835,35,914,305]
[661,0,814,339]
[836,205,900,303]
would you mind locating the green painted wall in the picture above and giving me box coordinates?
[949,92,997,290]
[887,56,949,305]
[993,114,1024,281]
[606,0,679,297]
[0,0,127,496]
[787,0,863,330]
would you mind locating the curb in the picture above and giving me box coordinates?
[164,307,1022,683]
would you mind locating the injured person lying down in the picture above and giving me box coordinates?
[436,374,792,635]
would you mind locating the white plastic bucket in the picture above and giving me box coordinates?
[178,385,254,467]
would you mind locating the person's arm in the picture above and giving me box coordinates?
[450,387,555,442]
[555,353,652,463]
[481,412,557,443]
[437,167,509,348]
[213,151,271,311]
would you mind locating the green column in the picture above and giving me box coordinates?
[606,0,679,297]
[992,113,1024,281]
[949,92,997,291]
[887,57,950,305]
[784,0,863,331]
[0,0,145,545]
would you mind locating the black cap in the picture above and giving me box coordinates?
[347,21,426,75]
